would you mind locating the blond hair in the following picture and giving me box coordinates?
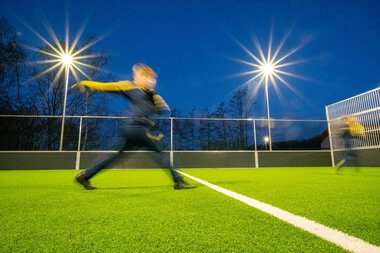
[132,63,157,78]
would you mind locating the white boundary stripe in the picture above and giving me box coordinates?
[178,171,380,253]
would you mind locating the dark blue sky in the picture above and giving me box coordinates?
[1,0,379,119]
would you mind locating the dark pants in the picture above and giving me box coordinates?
[342,134,360,167]
[84,125,183,183]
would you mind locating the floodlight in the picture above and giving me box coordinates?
[61,54,73,66]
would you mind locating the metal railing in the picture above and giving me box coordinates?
[0,115,330,152]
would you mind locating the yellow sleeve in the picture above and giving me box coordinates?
[80,80,137,91]
[350,122,366,138]
[153,94,170,111]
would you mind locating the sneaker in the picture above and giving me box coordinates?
[335,159,346,174]
[75,172,97,190]
[174,181,197,190]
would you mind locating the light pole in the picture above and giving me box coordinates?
[261,63,274,151]
[28,21,100,151]
[232,32,306,152]
[59,54,73,150]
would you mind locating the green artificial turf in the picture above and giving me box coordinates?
[185,167,380,246]
[0,169,349,252]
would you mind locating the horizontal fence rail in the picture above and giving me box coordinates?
[0,115,329,152]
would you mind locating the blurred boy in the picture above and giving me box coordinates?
[73,63,196,190]
[335,115,366,174]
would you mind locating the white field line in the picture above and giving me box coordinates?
[178,171,380,253]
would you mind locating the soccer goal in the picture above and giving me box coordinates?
[325,87,380,166]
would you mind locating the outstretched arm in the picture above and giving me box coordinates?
[78,80,138,92]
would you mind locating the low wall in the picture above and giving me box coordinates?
[0,150,331,169]
[0,152,77,170]
[333,148,380,167]
[258,151,332,167]
[174,152,255,168]
[79,152,169,169]
[0,149,379,170]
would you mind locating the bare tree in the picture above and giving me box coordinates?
[198,108,212,150]
[171,109,187,150]
[228,87,253,149]
[0,17,27,111]
[0,17,39,151]
[211,102,232,149]
[27,37,111,150]
[186,107,197,150]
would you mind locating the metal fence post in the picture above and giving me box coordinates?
[253,119,259,168]
[170,117,174,167]
[75,116,83,170]
[325,106,335,167]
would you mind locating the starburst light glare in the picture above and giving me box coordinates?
[61,54,73,66]
[231,28,312,150]
[26,18,103,151]
[263,136,270,150]
[261,63,274,75]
